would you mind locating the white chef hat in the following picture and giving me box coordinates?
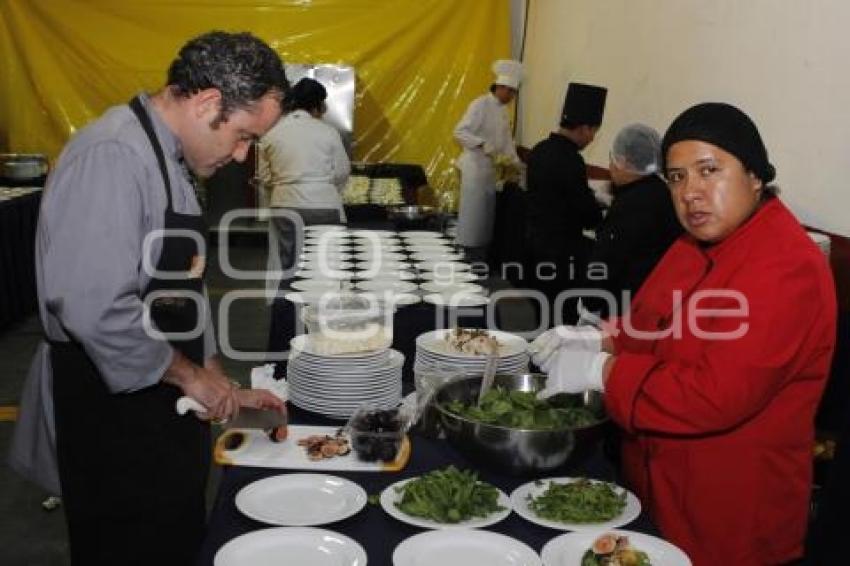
[492,59,523,90]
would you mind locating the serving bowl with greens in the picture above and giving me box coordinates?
[433,373,608,474]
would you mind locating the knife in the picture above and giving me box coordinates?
[175,396,288,430]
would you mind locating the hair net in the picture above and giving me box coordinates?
[611,123,661,175]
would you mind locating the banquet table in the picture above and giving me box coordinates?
[198,405,657,565]
[0,187,42,333]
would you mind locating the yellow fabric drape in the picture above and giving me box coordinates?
[0,0,510,192]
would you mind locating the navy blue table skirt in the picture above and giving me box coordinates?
[0,190,41,333]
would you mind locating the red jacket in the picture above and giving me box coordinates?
[605,199,836,565]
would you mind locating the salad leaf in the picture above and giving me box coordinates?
[443,387,599,429]
[394,466,504,523]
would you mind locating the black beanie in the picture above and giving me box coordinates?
[661,102,775,184]
[285,78,327,113]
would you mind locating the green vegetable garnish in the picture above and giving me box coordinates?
[394,466,504,523]
[443,387,599,429]
[528,478,626,523]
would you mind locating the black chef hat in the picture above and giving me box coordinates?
[560,83,607,127]
[661,102,775,184]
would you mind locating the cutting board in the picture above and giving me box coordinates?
[214,425,411,472]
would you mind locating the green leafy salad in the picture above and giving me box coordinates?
[528,478,626,523]
[443,387,599,429]
[393,466,504,523]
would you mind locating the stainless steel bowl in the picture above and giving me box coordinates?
[386,204,437,222]
[0,153,49,180]
[433,373,608,475]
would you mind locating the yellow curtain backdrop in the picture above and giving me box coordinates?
[0,0,511,191]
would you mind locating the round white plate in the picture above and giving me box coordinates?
[419,282,483,294]
[214,527,367,566]
[298,261,355,272]
[289,335,395,359]
[418,271,479,283]
[399,230,446,239]
[414,260,472,272]
[355,270,417,281]
[236,474,367,526]
[380,477,511,530]
[417,329,529,358]
[290,279,353,292]
[393,529,540,566]
[412,253,464,262]
[305,224,346,232]
[510,477,641,532]
[423,293,488,307]
[294,270,355,280]
[353,290,421,307]
[355,280,418,293]
[352,251,407,261]
[350,229,397,236]
[540,530,691,566]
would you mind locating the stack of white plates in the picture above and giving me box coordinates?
[288,335,404,419]
[414,329,529,374]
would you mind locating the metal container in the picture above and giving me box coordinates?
[387,204,436,222]
[433,373,608,475]
[0,153,49,181]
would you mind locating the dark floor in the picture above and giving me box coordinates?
[0,240,534,565]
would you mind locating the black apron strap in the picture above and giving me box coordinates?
[128,96,173,211]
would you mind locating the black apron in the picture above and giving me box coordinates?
[51,96,210,566]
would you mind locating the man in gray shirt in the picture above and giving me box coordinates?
[12,31,287,565]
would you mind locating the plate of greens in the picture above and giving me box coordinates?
[510,477,640,531]
[380,466,512,529]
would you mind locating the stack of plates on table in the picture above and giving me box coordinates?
[288,335,404,419]
[414,329,529,375]
[808,231,831,257]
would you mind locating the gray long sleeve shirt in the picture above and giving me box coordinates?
[36,93,216,393]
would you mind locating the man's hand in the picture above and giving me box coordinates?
[236,389,286,413]
[164,350,240,422]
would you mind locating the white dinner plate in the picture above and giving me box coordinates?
[418,329,529,358]
[298,260,355,272]
[353,291,421,307]
[236,474,367,526]
[352,251,407,261]
[393,530,540,566]
[355,270,417,281]
[304,224,346,232]
[290,279,353,292]
[510,477,641,532]
[214,527,367,566]
[380,477,511,530]
[354,280,418,293]
[418,271,479,283]
[419,282,483,294]
[294,269,354,280]
[399,230,446,239]
[413,260,472,272]
[540,530,691,566]
[422,292,488,307]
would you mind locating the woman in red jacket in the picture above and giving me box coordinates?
[532,103,836,565]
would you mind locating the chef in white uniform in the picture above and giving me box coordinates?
[453,59,523,257]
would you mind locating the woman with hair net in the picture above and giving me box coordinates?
[583,123,681,319]
[531,103,836,565]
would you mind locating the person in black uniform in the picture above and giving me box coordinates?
[583,123,682,320]
[30,32,287,565]
[525,82,607,327]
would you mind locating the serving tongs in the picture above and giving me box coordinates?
[477,338,500,406]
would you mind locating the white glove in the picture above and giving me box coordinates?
[538,349,611,396]
[530,325,602,369]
